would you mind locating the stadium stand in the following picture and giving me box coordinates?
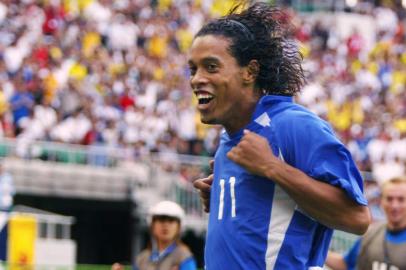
[0,0,405,267]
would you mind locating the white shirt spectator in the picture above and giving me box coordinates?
[18,115,44,140]
[34,103,57,132]
[83,0,112,24]
[176,107,196,141]
[3,45,24,73]
[137,82,161,112]
[50,113,91,143]
[0,2,7,23]
[297,82,325,108]
[0,165,14,211]
[107,15,139,51]
[386,138,406,162]
[372,158,405,184]
[367,137,389,163]
[374,7,398,37]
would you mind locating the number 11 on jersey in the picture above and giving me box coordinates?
[218,177,236,220]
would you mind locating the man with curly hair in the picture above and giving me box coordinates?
[190,2,371,269]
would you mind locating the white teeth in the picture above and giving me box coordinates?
[196,93,213,100]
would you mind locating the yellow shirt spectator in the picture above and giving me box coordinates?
[0,91,9,115]
[299,42,310,59]
[50,46,63,61]
[43,73,58,102]
[69,62,88,81]
[158,0,172,13]
[211,0,236,16]
[82,31,101,58]
[148,35,168,59]
[390,69,406,94]
[394,119,406,134]
[78,0,94,11]
[326,100,352,131]
[177,28,193,53]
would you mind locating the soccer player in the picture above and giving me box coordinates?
[326,176,406,270]
[190,2,371,269]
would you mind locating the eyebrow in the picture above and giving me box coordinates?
[188,56,221,66]
[202,57,220,64]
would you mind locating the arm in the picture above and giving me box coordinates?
[325,251,347,270]
[227,130,371,235]
[326,239,361,270]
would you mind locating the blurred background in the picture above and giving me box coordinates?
[0,0,404,269]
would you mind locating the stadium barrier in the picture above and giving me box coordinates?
[0,138,360,249]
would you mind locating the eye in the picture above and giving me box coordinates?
[189,66,196,76]
[207,63,218,73]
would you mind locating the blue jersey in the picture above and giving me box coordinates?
[205,95,367,270]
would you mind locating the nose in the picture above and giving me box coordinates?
[190,69,208,90]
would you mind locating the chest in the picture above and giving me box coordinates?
[137,250,181,270]
[359,232,406,270]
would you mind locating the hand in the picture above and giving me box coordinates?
[111,263,124,270]
[227,130,279,178]
[193,160,214,213]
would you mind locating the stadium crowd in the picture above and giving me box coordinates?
[0,0,404,211]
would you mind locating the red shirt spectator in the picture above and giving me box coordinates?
[42,4,65,35]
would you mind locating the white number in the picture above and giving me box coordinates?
[218,177,237,220]
[218,179,225,220]
[372,261,399,270]
[230,177,236,217]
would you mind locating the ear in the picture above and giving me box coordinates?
[242,60,259,85]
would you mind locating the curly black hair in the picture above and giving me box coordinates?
[195,2,304,96]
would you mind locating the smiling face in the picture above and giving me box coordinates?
[381,181,406,231]
[188,35,259,134]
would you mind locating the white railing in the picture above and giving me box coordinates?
[0,138,365,244]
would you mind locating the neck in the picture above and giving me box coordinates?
[224,93,260,134]
[157,239,174,252]
[387,222,406,232]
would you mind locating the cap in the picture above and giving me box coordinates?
[148,201,185,225]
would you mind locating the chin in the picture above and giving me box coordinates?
[201,118,212,124]
[200,115,218,125]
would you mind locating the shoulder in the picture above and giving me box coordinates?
[364,222,386,236]
[273,104,330,132]
[136,249,151,263]
[361,222,386,244]
[270,104,336,148]
[174,243,193,260]
[175,243,193,255]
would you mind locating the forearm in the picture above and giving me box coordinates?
[325,251,347,270]
[265,159,370,235]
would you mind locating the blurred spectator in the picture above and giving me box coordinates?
[0,160,14,211]
[326,176,406,270]
[0,0,402,187]
[9,79,34,135]
[112,201,197,270]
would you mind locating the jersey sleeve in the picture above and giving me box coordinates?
[344,239,361,270]
[274,111,367,206]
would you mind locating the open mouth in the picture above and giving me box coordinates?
[196,92,214,106]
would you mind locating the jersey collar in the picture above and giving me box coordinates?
[225,95,293,140]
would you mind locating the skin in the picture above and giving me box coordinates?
[325,181,406,270]
[191,34,370,235]
[381,182,406,231]
[151,218,180,252]
[188,35,260,134]
[111,263,124,270]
